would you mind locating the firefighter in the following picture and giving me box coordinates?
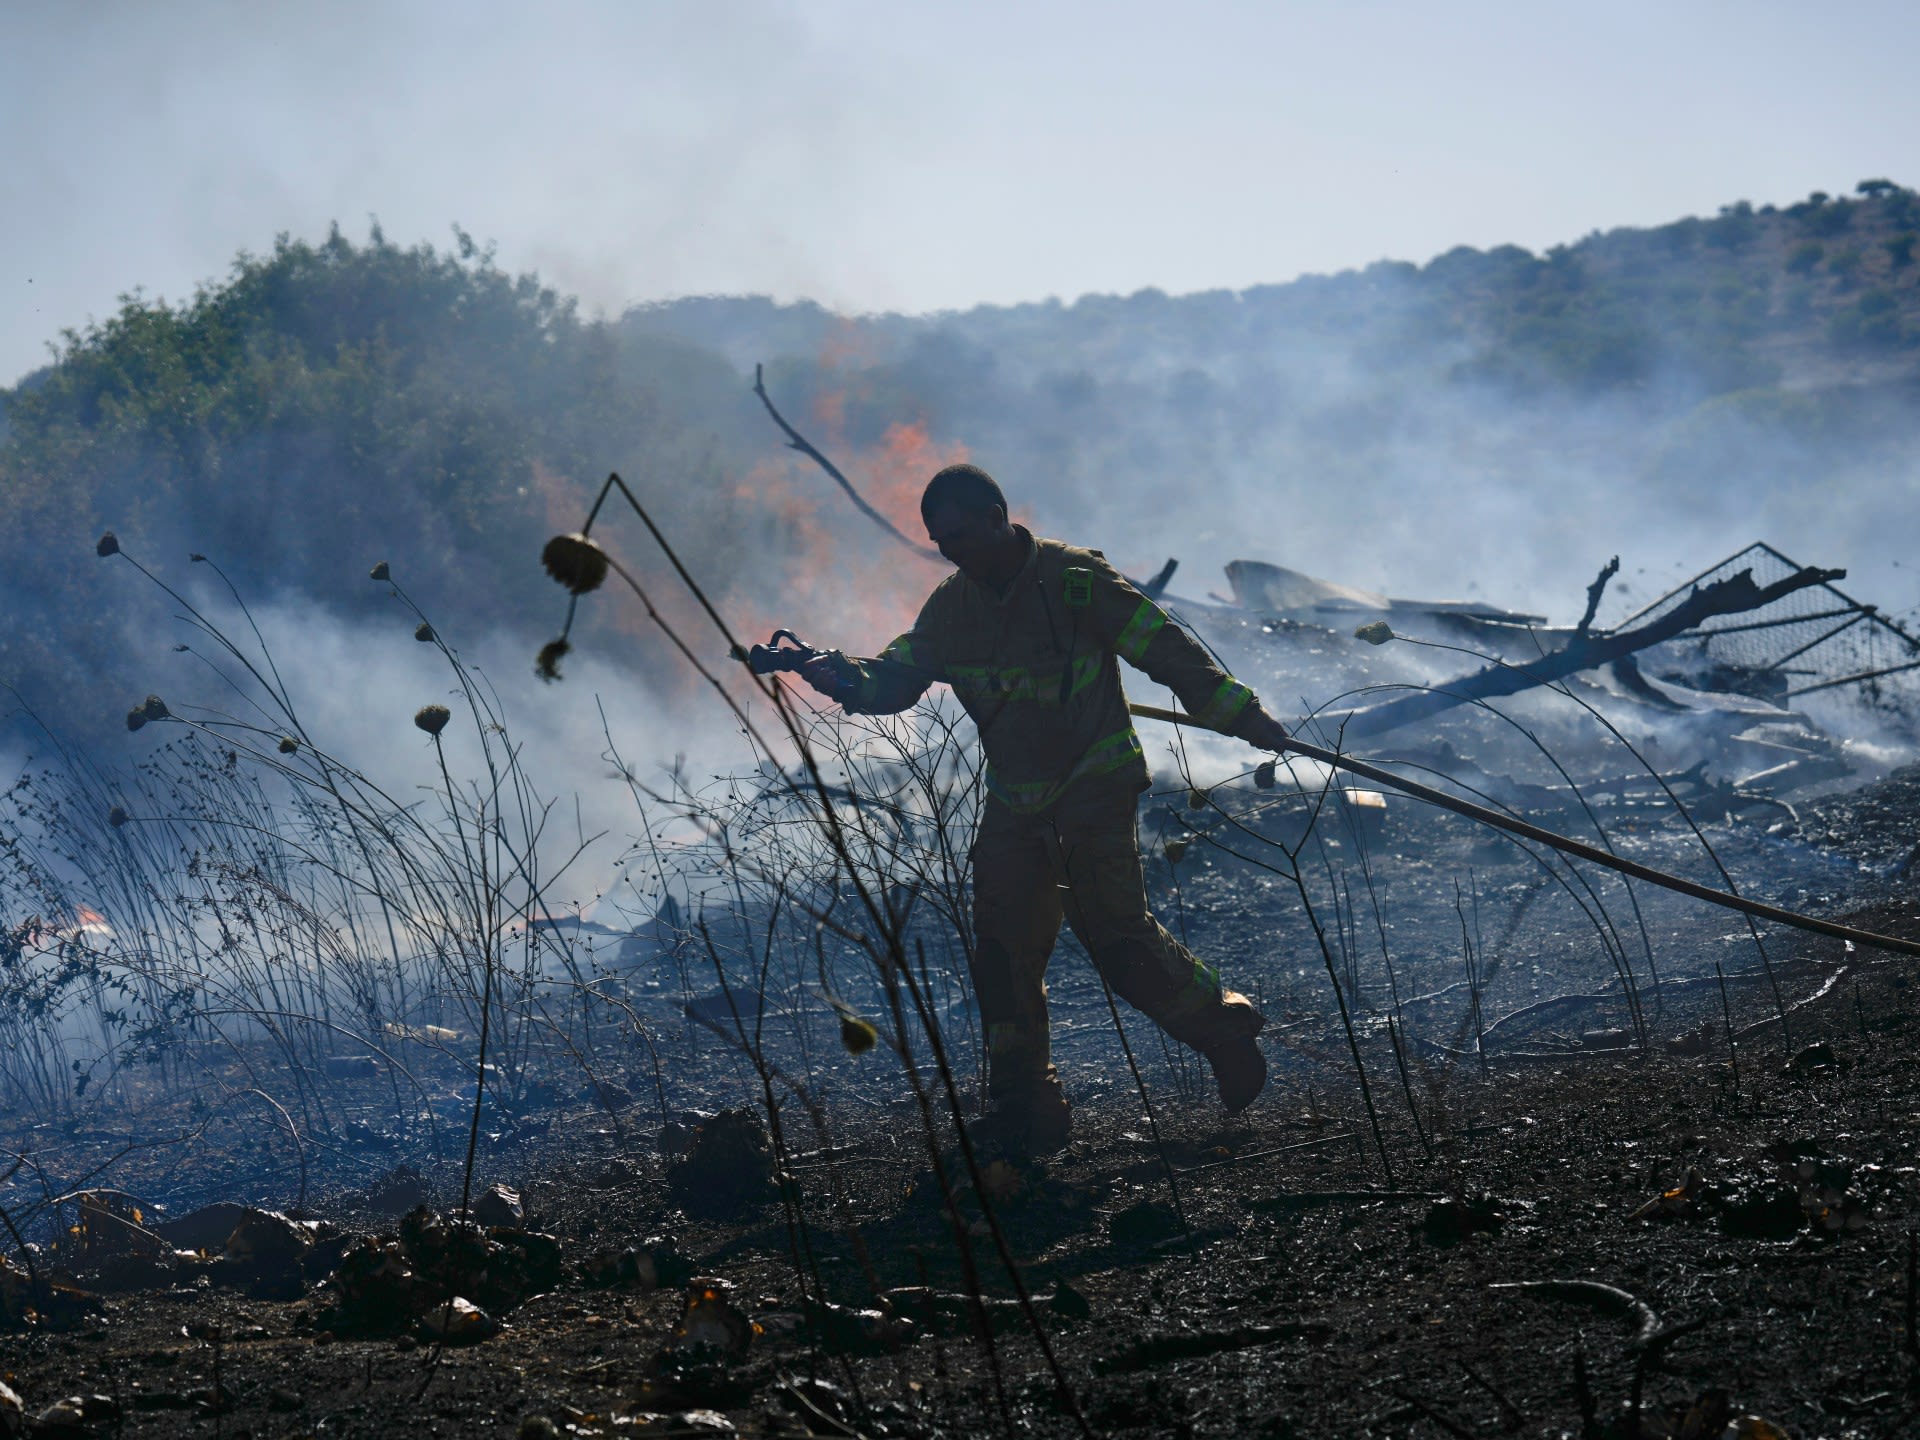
[803,464,1291,1156]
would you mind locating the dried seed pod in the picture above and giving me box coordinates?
[1187,788,1210,810]
[1164,837,1189,864]
[125,693,171,732]
[369,560,391,582]
[414,704,451,737]
[278,736,299,755]
[535,638,570,682]
[839,1014,879,1055]
[414,622,435,643]
[1353,620,1395,646]
[541,533,609,595]
[95,532,120,557]
[108,806,129,828]
[1254,760,1277,790]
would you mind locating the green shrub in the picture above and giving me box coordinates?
[1828,291,1904,348]
[1706,202,1757,249]
[1806,199,1855,237]
[1786,242,1824,275]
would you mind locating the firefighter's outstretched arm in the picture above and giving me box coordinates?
[803,626,944,715]
[1087,557,1288,750]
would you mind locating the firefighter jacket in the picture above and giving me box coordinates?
[843,529,1259,813]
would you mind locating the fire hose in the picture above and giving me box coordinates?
[742,629,1920,961]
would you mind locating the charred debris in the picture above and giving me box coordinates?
[1147,539,1920,829]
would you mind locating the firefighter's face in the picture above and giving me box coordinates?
[924,502,1009,579]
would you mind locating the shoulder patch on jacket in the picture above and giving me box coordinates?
[1063,567,1093,608]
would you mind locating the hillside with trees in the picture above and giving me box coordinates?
[0,226,767,738]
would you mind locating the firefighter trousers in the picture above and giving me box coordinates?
[968,776,1258,1108]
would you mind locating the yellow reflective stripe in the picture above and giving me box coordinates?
[953,665,1061,703]
[948,664,991,696]
[1036,655,1099,706]
[942,658,1099,704]
[1079,725,1144,772]
[1115,598,1167,663]
[985,725,1144,813]
[986,770,1054,806]
[995,667,1036,701]
[1197,677,1255,730]
[1067,654,1101,699]
[1159,960,1223,1024]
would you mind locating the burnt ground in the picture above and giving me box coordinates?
[4,768,1920,1438]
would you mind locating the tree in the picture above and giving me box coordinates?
[1806,199,1855,237]
[1786,242,1824,275]
[1829,291,1904,349]
[1706,202,1756,250]
[1856,178,1900,199]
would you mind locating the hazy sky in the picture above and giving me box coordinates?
[5,0,1916,385]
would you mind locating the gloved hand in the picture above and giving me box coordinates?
[1234,704,1291,752]
[801,651,858,704]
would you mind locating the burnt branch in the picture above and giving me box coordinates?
[1575,555,1620,637]
[1339,564,1844,739]
[752,363,943,563]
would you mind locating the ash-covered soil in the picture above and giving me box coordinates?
[4,769,1918,1438]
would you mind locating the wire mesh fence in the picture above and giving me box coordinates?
[1614,541,1920,725]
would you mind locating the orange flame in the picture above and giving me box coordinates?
[528,340,984,734]
[728,407,969,659]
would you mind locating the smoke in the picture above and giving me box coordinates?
[990,330,1916,636]
[703,267,1920,667]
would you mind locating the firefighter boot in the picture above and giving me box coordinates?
[966,1079,1071,1160]
[1201,991,1267,1114]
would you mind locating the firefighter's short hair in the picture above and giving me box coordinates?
[921,464,1006,521]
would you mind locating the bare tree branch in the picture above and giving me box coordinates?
[1339,564,1844,739]
[752,363,944,563]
